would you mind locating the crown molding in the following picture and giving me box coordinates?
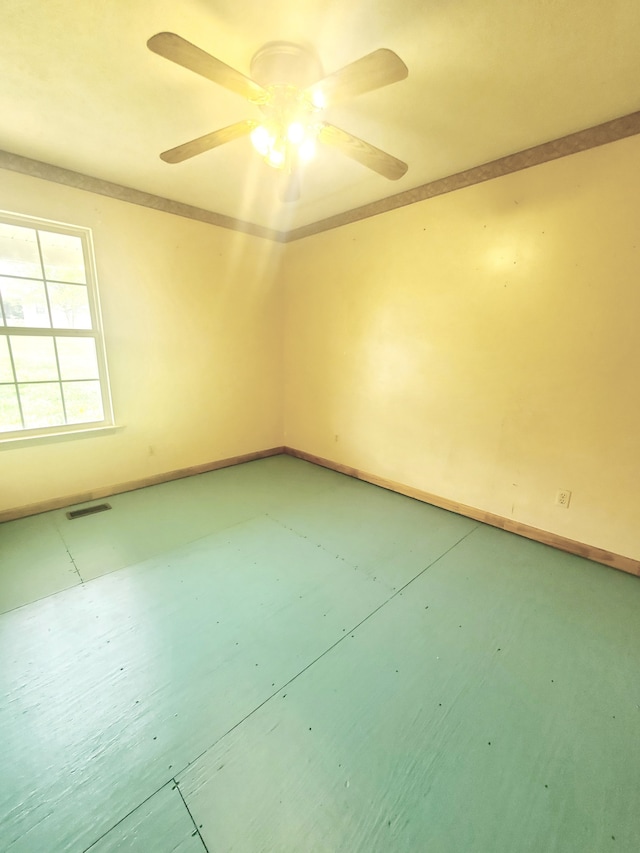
[285,110,640,241]
[2,109,639,244]
[0,149,285,242]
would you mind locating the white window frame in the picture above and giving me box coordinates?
[0,210,114,443]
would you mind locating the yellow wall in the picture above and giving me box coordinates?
[4,136,640,562]
[283,135,640,561]
[0,170,283,513]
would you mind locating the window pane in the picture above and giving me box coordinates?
[56,336,98,380]
[48,282,91,329]
[11,335,59,381]
[0,385,22,431]
[0,336,15,382]
[18,382,64,428]
[0,223,41,278]
[0,213,112,438]
[39,231,86,284]
[63,380,103,424]
[0,277,50,328]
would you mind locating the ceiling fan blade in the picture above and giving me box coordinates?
[160,120,258,163]
[148,32,267,102]
[317,122,407,180]
[307,49,407,106]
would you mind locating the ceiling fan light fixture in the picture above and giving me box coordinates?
[266,146,286,168]
[250,123,288,168]
[287,121,306,144]
[309,89,326,110]
[250,124,273,156]
[251,117,318,169]
[298,136,317,162]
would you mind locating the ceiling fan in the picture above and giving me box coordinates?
[147,32,409,200]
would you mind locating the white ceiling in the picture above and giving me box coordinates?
[2,0,640,233]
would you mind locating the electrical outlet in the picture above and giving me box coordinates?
[556,489,571,508]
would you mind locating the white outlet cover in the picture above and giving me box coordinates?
[556,489,572,508]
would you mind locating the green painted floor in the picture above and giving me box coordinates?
[0,455,638,852]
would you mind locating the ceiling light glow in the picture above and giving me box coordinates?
[310,89,326,110]
[267,146,286,167]
[287,122,306,144]
[250,125,272,157]
[298,137,316,161]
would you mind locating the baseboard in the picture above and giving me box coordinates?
[284,446,640,578]
[5,444,638,578]
[0,446,285,523]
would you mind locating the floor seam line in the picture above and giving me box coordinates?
[391,524,480,599]
[2,511,273,618]
[80,780,174,852]
[16,515,482,848]
[173,525,479,780]
[174,777,211,852]
[265,511,361,569]
[53,523,84,584]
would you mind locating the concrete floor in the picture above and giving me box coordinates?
[0,455,638,852]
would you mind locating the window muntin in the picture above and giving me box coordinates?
[0,212,113,440]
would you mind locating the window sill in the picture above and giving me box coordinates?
[0,424,125,450]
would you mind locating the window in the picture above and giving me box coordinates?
[0,211,113,441]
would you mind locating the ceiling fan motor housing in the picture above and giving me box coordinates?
[250,42,323,89]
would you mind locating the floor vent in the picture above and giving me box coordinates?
[66,503,112,520]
